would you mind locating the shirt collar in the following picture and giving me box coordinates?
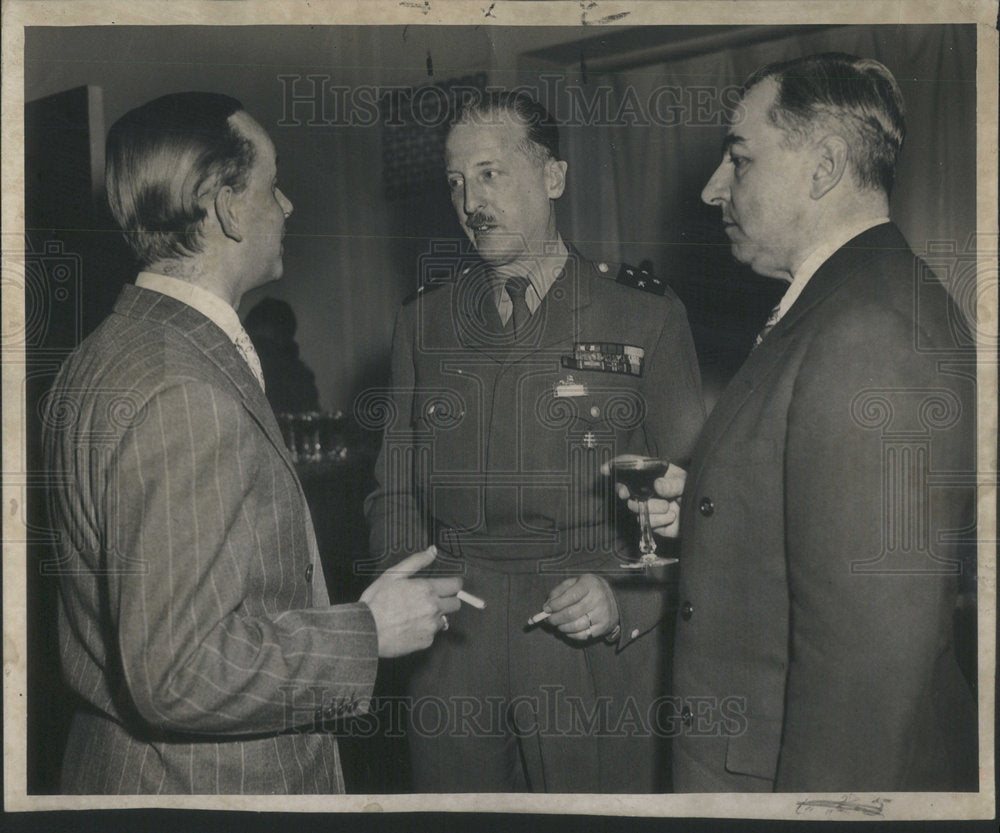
[774,216,891,322]
[491,236,569,314]
[135,272,246,344]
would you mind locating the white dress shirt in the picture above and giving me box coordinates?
[771,216,891,327]
[491,237,569,325]
[135,271,265,391]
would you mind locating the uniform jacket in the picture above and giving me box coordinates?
[672,223,977,792]
[44,284,378,793]
[365,245,705,647]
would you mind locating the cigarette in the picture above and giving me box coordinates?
[457,590,486,609]
[526,610,551,625]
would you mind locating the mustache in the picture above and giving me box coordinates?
[466,212,497,229]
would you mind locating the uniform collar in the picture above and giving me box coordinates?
[490,236,569,316]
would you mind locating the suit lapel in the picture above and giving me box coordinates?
[766,222,901,345]
[689,223,902,486]
[114,284,296,474]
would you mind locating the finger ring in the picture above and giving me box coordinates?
[441,615,449,631]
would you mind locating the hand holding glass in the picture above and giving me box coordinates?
[608,455,678,568]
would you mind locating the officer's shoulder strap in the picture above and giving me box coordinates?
[402,278,451,306]
[595,260,667,296]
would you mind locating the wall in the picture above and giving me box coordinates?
[24,24,978,412]
[26,25,501,409]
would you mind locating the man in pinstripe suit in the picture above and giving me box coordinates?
[42,92,461,794]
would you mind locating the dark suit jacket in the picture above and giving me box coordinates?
[672,223,977,792]
[44,285,378,793]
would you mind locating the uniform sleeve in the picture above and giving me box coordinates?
[633,291,706,465]
[107,379,379,736]
[363,305,429,571]
[775,307,972,790]
[614,292,707,650]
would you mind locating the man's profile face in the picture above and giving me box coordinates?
[444,111,565,270]
[228,111,294,290]
[701,78,816,281]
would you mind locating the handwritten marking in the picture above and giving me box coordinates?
[796,796,889,817]
[598,12,631,24]
[399,0,430,14]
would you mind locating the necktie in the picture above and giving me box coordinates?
[233,327,267,392]
[753,303,782,350]
[505,275,532,339]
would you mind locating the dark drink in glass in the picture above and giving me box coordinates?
[608,455,677,568]
[610,458,669,500]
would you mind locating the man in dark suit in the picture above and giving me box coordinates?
[628,53,977,791]
[43,92,462,793]
[364,91,705,791]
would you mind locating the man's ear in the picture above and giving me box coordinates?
[810,134,849,200]
[214,185,243,243]
[545,158,568,199]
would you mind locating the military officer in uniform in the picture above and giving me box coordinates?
[364,91,705,792]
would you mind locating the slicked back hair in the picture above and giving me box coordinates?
[451,90,560,164]
[742,53,906,195]
[105,91,255,266]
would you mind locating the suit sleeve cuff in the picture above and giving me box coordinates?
[607,584,665,653]
[313,602,379,723]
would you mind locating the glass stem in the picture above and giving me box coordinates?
[639,500,657,556]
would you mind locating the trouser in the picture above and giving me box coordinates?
[404,558,669,793]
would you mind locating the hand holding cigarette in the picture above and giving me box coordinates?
[529,573,619,640]
[360,547,462,657]
[526,610,550,625]
[457,590,486,609]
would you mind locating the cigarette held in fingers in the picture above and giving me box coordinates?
[457,590,486,609]
[526,610,551,625]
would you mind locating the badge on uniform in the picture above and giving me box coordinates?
[554,375,588,397]
[561,343,645,377]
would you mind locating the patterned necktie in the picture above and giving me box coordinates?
[505,275,532,339]
[753,303,782,350]
[233,327,267,392]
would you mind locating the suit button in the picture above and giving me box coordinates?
[698,497,714,516]
[681,706,693,727]
[305,563,314,583]
[680,601,693,621]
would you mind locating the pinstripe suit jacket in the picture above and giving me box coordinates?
[43,284,378,794]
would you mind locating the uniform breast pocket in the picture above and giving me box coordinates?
[540,375,646,434]
[411,387,480,478]
[411,388,469,433]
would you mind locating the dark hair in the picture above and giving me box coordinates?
[105,91,255,266]
[742,53,906,194]
[452,90,560,162]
